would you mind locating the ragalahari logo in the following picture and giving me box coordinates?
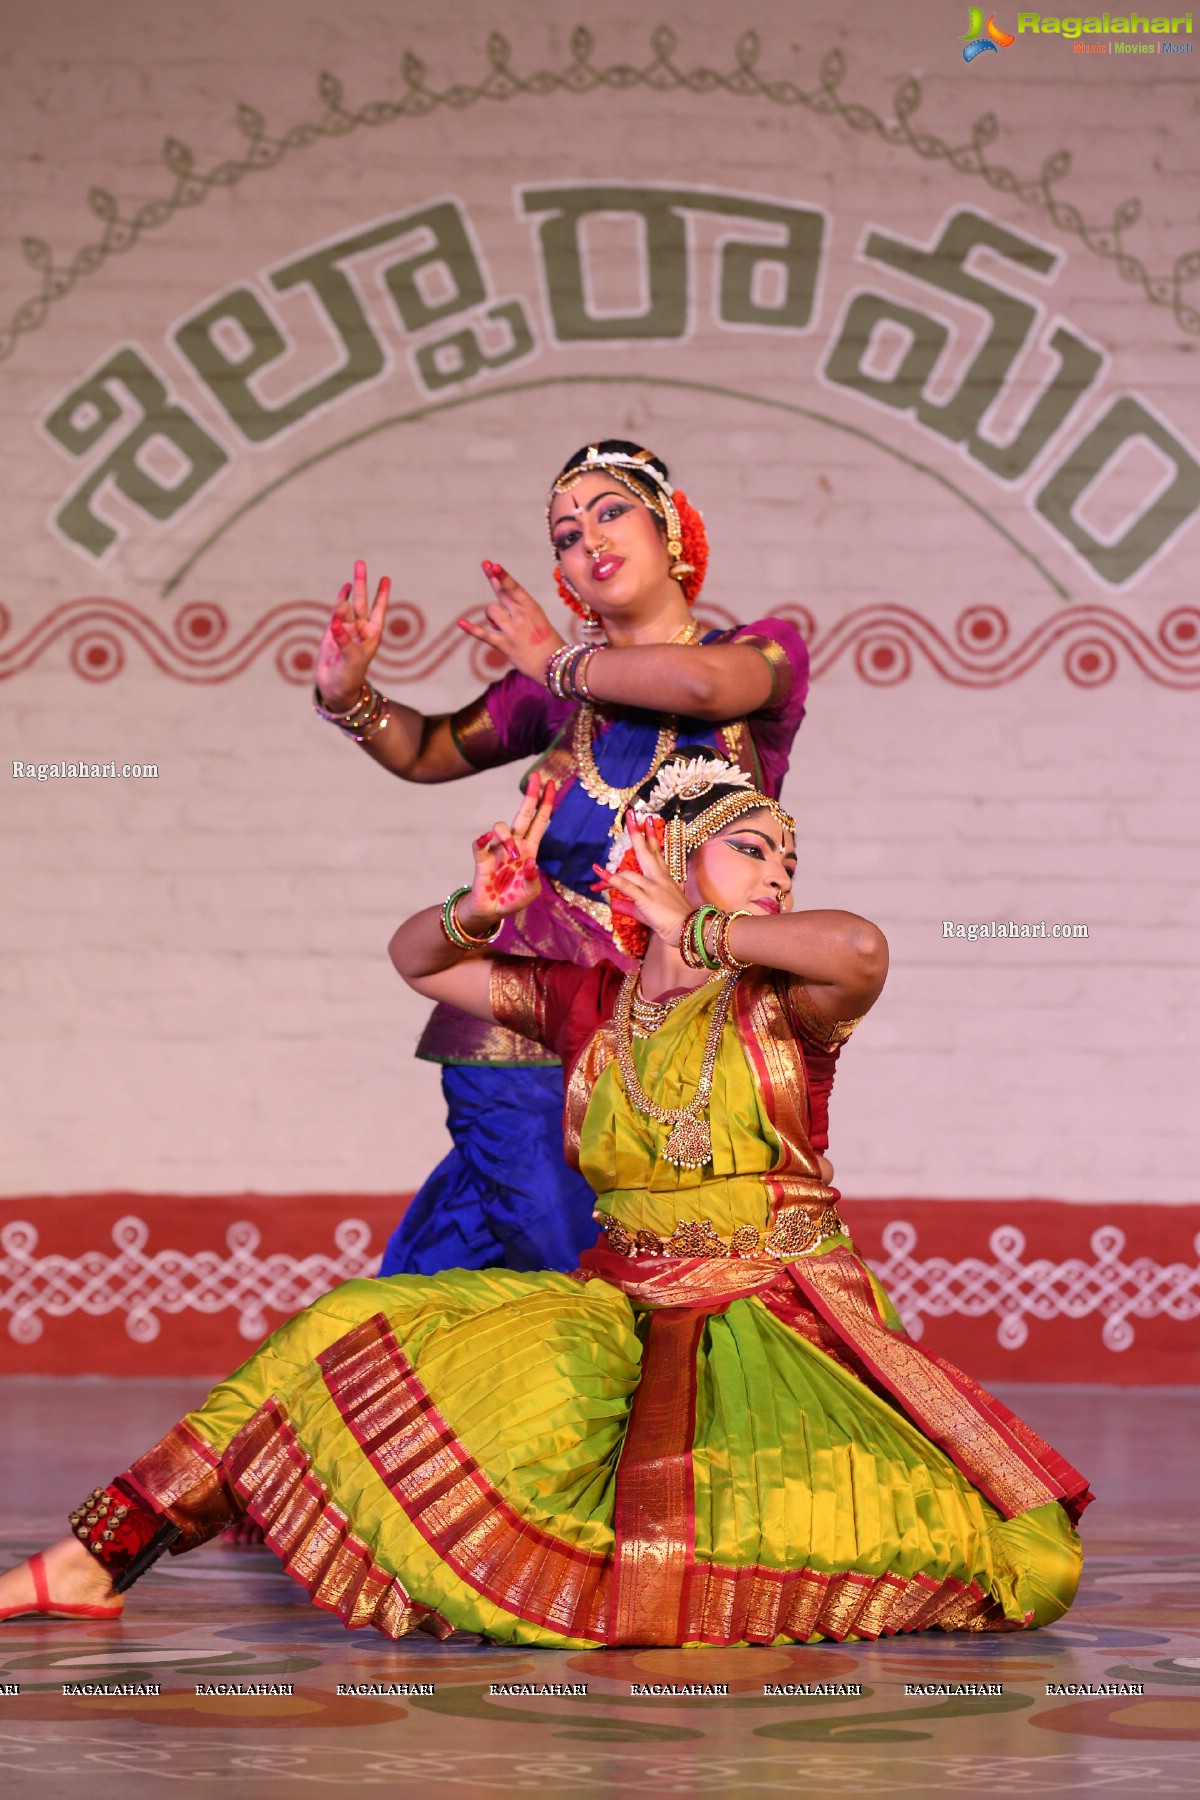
[962,9,1017,57]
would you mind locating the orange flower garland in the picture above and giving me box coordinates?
[553,490,709,619]
[672,491,709,607]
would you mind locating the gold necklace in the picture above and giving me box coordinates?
[573,707,678,825]
[571,620,702,831]
[614,968,740,1168]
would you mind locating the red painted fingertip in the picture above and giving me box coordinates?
[337,583,351,600]
[474,833,491,849]
[354,559,366,577]
[524,858,537,878]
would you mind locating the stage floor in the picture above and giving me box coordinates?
[2,1380,1199,1797]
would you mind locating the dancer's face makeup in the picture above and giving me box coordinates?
[688,811,797,915]
[549,472,670,614]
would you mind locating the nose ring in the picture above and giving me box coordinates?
[589,535,611,561]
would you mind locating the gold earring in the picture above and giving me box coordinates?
[665,817,687,886]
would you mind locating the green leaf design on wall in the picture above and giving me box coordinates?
[2,30,1196,364]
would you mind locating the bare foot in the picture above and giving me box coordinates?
[0,1536,122,1617]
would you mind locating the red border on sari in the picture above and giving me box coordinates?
[611,1309,705,1645]
[317,1314,611,1641]
[791,1250,1092,1519]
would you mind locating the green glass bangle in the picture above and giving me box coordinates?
[691,904,723,971]
[441,885,501,950]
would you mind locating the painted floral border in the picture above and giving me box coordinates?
[4,27,1197,364]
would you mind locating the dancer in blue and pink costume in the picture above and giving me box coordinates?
[312,440,809,1275]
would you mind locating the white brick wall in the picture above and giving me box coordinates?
[2,0,1197,1201]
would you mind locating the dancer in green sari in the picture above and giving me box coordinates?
[0,753,1087,1645]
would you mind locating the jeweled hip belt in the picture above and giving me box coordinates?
[596,1205,845,1262]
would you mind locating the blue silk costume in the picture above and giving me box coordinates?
[378,618,809,1277]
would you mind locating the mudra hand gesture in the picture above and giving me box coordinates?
[462,772,558,929]
[458,563,567,683]
[592,815,691,945]
[316,559,391,712]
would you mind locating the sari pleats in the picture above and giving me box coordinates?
[122,1257,1082,1645]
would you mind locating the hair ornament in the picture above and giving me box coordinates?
[600,750,794,959]
[645,754,754,811]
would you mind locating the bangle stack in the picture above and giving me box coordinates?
[545,642,602,703]
[312,682,390,742]
[712,907,753,972]
[440,885,502,950]
[679,904,721,971]
[679,905,753,973]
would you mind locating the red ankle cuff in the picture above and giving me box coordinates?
[68,1480,162,1579]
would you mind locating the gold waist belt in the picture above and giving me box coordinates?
[597,1205,845,1263]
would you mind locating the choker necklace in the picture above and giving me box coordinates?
[628,972,724,1038]
[615,968,740,1168]
[572,620,702,834]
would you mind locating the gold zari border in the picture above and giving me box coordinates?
[611,1310,705,1645]
[488,957,549,1047]
[120,1314,1051,1645]
[449,694,507,770]
[224,1400,449,1640]
[597,1206,844,1262]
[125,1423,233,1549]
[797,1251,1064,1518]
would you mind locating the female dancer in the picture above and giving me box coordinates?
[0,752,1087,1644]
[314,439,808,1276]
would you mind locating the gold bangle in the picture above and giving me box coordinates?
[313,682,390,741]
[713,907,753,972]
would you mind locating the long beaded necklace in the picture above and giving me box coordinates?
[572,621,701,834]
[614,968,740,1168]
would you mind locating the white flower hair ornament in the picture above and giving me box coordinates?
[644,755,754,811]
[605,757,762,883]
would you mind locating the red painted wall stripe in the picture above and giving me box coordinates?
[1,1195,1196,1382]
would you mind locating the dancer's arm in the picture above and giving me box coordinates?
[388,776,556,1020]
[724,908,887,1021]
[461,565,777,720]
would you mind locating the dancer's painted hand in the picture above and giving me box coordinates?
[591,815,692,946]
[316,558,390,711]
[457,563,567,682]
[466,772,558,923]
